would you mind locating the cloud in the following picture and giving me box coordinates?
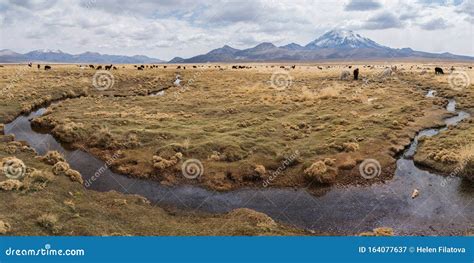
[416,0,464,6]
[9,0,58,10]
[198,1,264,25]
[0,0,472,59]
[78,0,197,17]
[361,12,404,29]
[455,0,474,23]
[418,17,451,30]
[345,0,382,11]
[399,9,420,21]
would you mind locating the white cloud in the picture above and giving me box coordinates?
[0,0,472,60]
[361,11,404,29]
[455,0,474,23]
[345,0,382,11]
[418,17,451,30]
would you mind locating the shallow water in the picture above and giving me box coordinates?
[426,90,437,98]
[150,90,165,96]
[4,91,473,235]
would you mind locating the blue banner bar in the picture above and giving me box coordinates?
[0,237,472,263]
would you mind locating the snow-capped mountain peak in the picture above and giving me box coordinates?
[305,29,386,49]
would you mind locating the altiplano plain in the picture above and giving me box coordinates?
[0,62,473,236]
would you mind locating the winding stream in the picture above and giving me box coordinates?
[4,90,473,235]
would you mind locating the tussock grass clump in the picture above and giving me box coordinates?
[36,213,60,234]
[6,145,17,154]
[4,142,33,154]
[342,142,360,152]
[428,149,459,164]
[52,161,70,175]
[51,121,85,143]
[359,227,394,236]
[31,115,57,130]
[23,170,55,192]
[205,148,247,162]
[304,161,327,175]
[52,162,83,184]
[65,169,83,185]
[152,153,183,170]
[39,151,65,165]
[254,165,266,176]
[208,151,221,161]
[323,158,336,166]
[29,170,54,183]
[304,161,336,184]
[0,179,23,191]
[0,220,11,234]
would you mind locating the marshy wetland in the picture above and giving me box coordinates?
[0,63,473,236]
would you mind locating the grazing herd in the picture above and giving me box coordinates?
[3,63,470,79]
[134,64,163,70]
[337,64,461,81]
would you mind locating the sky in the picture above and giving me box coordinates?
[0,0,473,60]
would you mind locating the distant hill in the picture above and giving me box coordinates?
[0,49,164,63]
[170,29,474,63]
[168,57,186,63]
[2,30,472,64]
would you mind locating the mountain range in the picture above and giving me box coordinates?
[0,49,164,63]
[1,30,472,63]
[171,30,474,63]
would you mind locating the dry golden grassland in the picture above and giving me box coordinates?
[0,64,306,236]
[28,64,465,190]
[412,68,474,181]
[0,62,472,235]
